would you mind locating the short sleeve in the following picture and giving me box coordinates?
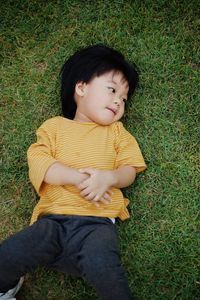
[114,122,147,173]
[27,118,59,194]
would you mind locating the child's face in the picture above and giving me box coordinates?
[74,70,129,125]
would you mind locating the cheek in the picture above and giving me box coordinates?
[115,108,124,121]
[87,99,100,114]
[120,105,125,115]
[120,106,125,116]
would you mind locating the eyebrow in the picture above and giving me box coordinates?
[106,80,129,89]
[106,80,117,84]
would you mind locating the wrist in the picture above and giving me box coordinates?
[74,171,89,186]
[107,170,118,187]
[108,166,136,188]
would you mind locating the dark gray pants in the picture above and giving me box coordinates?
[0,215,133,299]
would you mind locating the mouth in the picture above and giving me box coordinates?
[106,107,117,115]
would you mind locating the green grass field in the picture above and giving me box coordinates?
[1,0,199,299]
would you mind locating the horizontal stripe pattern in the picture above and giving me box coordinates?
[27,117,146,224]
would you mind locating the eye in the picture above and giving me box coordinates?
[123,98,127,103]
[107,87,116,93]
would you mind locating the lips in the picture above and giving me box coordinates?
[106,107,117,115]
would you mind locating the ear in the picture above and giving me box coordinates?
[75,81,87,97]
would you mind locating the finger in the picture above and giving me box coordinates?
[90,195,104,206]
[91,194,110,206]
[92,198,108,207]
[103,193,112,202]
[77,182,86,191]
[98,197,111,205]
[107,189,114,196]
[84,192,96,201]
[91,192,112,203]
[80,187,92,197]
[93,202,100,207]
[79,168,95,175]
[77,177,93,190]
[93,194,101,202]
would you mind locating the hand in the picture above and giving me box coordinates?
[77,168,114,207]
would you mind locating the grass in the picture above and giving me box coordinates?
[1,0,199,299]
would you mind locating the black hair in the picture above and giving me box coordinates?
[60,44,139,119]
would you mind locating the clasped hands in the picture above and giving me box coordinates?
[76,168,114,207]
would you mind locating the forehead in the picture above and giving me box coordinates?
[101,70,129,88]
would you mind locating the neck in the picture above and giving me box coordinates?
[73,111,92,123]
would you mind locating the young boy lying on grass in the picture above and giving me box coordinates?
[0,44,146,300]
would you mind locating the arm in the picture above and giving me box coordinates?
[44,162,89,186]
[27,118,90,194]
[108,165,136,188]
[44,163,113,206]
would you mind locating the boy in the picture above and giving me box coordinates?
[0,44,146,300]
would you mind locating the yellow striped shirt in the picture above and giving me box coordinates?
[27,117,146,224]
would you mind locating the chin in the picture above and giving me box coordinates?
[97,119,115,126]
[93,115,121,125]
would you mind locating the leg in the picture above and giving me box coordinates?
[78,221,133,300]
[0,217,62,292]
[0,277,24,299]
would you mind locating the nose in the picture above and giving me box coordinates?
[114,98,121,106]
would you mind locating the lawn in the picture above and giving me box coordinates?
[1,0,199,299]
